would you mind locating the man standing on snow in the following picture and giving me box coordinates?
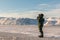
[37,13,45,38]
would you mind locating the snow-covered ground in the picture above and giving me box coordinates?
[0,25,60,38]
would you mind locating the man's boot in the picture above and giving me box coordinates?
[38,35,43,38]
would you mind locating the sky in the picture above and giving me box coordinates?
[0,0,60,19]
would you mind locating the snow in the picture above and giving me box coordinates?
[0,25,60,37]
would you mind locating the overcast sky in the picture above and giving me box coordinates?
[0,0,60,19]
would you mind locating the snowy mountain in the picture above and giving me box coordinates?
[44,17,60,26]
[16,18,37,25]
[0,17,60,26]
[0,17,16,25]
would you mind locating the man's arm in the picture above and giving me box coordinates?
[37,16,40,20]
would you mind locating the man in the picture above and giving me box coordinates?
[37,14,45,38]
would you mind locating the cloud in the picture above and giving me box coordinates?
[46,8,60,17]
[0,4,60,19]
[38,4,50,7]
[0,12,19,18]
[18,4,60,18]
[48,9,60,13]
[37,4,51,11]
[35,4,60,17]
[55,4,60,9]
[18,11,44,19]
[0,11,44,19]
[0,8,60,19]
[37,3,60,11]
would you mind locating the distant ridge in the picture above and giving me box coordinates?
[0,17,60,26]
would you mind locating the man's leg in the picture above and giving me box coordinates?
[39,25,43,37]
[40,27,43,37]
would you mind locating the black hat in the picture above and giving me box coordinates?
[40,14,44,17]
